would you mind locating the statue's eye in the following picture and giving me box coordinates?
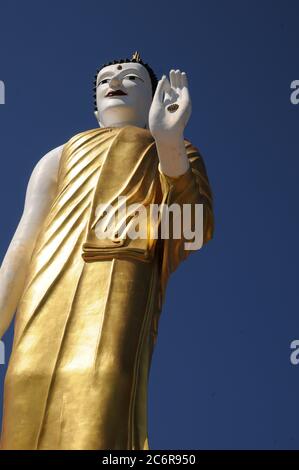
[98,78,110,86]
[124,75,138,81]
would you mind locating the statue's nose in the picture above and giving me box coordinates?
[109,75,122,88]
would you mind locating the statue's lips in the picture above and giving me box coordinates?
[105,90,128,97]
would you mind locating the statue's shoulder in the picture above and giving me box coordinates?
[65,127,111,148]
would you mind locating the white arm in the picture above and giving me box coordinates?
[155,135,190,177]
[0,144,64,339]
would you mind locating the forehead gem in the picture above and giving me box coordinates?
[117,65,122,70]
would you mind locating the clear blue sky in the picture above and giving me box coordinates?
[0,0,299,449]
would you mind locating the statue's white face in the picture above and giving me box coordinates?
[95,62,153,129]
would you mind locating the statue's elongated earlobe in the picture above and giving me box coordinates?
[94,110,99,122]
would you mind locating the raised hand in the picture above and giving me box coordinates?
[148,69,192,143]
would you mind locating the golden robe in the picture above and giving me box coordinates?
[0,125,213,450]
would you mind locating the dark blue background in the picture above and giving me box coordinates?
[0,0,298,450]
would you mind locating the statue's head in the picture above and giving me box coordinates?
[94,51,158,129]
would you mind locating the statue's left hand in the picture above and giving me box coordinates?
[149,69,192,143]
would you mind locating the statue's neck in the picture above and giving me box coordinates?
[99,122,148,130]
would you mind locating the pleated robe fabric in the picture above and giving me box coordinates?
[0,125,213,450]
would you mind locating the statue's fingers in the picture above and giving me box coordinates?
[181,71,188,88]
[180,81,190,99]
[164,76,172,93]
[169,69,177,89]
[175,69,181,89]
[179,90,191,115]
[154,75,169,103]
[176,70,183,89]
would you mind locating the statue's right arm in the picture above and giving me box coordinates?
[0,144,65,339]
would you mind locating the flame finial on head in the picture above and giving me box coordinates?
[131,51,141,62]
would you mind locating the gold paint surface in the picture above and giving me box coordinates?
[0,125,213,450]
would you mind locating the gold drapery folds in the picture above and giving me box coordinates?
[0,125,213,450]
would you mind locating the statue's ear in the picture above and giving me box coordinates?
[94,110,99,122]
